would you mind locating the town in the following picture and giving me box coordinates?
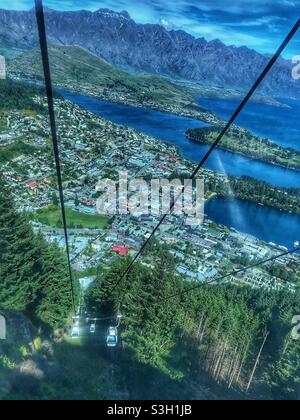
[0,95,299,293]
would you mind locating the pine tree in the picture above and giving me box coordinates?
[52,192,58,206]
[0,175,42,310]
[34,235,74,328]
[86,233,300,397]
[0,173,74,327]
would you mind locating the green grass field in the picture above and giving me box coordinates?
[35,205,110,229]
[0,140,38,163]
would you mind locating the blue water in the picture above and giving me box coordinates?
[199,96,300,151]
[62,91,300,189]
[206,197,300,250]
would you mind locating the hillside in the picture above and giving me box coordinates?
[0,310,219,400]
[0,8,299,99]
[0,311,123,400]
[8,45,196,110]
[0,79,43,111]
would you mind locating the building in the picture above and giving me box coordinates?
[26,180,44,190]
[113,243,129,256]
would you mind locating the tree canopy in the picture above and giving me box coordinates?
[87,242,300,399]
[0,173,75,328]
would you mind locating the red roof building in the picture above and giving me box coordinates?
[26,180,44,189]
[113,243,129,256]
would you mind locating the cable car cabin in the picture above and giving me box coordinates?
[106,327,118,348]
[0,313,6,340]
[71,321,80,339]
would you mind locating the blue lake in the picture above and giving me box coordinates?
[61,91,300,248]
[206,197,300,250]
[199,96,300,151]
[62,91,300,189]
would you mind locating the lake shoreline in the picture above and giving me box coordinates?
[205,196,300,251]
[187,133,300,173]
[198,96,300,152]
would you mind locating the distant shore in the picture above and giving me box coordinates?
[186,127,300,172]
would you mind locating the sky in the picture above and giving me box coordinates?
[2,0,300,57]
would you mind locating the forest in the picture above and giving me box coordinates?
[0,173,75,328]
[86,242,300,400]
[0,79,45,112]
[206,175,300,215]
[0,79,62,112]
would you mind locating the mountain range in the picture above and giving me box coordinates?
[0,7,299,98]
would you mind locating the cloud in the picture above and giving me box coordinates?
[1,0,32,9]
[159,19,171,28]
[188,23,272,48]
[282,0,296,6]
